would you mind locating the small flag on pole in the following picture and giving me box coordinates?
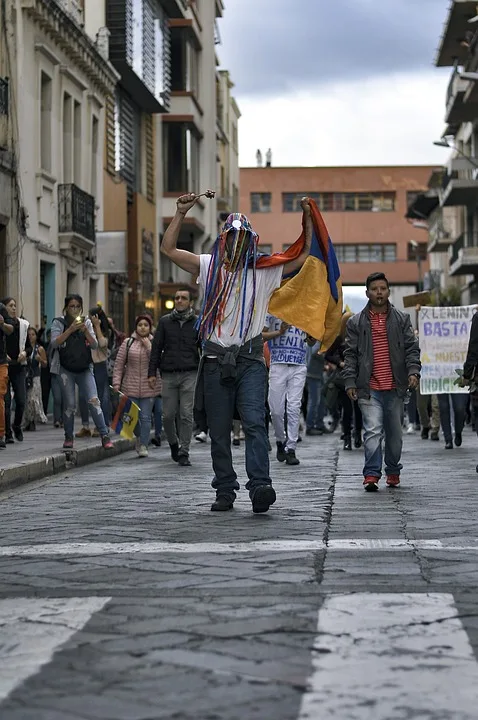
[110,388,140,440]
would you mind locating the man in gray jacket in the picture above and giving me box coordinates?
[343,273,421,491]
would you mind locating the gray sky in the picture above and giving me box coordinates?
[218,0,453,167]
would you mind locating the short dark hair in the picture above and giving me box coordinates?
[366,272,389,290]
[175,287,192,300]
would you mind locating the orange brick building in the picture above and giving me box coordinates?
[240,166,436,287]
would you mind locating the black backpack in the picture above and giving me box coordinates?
[56,317,92,373]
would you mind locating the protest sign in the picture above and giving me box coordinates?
[418,305,476,394]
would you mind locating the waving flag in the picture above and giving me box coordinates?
[110,388,140,440]
[257,199,342,350]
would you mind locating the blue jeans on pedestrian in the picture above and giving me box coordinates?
[153,396,162,438]
[203,358,272,496]
[437,393,468,444]
[358,390,404,478]
[306,377,325,430]
[59,365,108,440]
[130,396,154,447]
[51,373,63,424]
[79,361,111,427]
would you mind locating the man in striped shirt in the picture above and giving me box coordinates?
[343,273,421,491]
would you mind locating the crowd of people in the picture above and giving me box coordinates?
[1,191,477,511]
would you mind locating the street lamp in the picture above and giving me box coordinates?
[433,138,478,169]
[410,239,422,292]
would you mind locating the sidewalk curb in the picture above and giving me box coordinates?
[0,437,135,492]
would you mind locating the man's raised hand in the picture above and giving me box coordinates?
[176,193,199,215]
[300,197,311,214]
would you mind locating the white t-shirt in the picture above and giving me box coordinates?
[197,254,283,347]
[265,314,308,365]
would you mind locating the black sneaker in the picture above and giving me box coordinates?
[445,441,453,450]
[211,493,236,511]
[251,485,276,514]
[5,434,14,444]
[150,436,161,447]
[454,432,462,447]
[178,454,191,466]
[276,441,286,462]
[13,427,23,442]
[170,442,179,462]
[354,433,362,448]
[285,449,300,465]
[232,438,240,446]
[0,437,6,449]
[430,432,439,441]
[421,427,429,440]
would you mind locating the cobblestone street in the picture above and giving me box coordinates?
[1,430,478,718]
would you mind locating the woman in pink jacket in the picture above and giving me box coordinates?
[112,315,161,458]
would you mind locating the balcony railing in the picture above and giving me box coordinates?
[58,184,96,243]
[0,78,8,116]
[449,231,478,265]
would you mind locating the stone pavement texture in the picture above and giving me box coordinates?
[0,423,133,491]
[1,425,478,718]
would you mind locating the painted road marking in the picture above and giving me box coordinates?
[0,539,477,556]
[0,597,110,703]
[298,593,478,720]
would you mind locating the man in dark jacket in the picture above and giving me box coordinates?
[148,288,199,466]
[343,272,421,491]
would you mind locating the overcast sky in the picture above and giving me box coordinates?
[218,0,454,167]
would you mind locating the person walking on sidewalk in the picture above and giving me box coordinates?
[343,272,421,491]
[160,192,312,513]
[305,340,326,436]
[50,294,113,451]
[113,315,161,458]
[76,307,111,439]
[263,316,308,465]
[148,288,199,467]
[2,297,30,443]
[0,302,14,448]
[24,326,48,431]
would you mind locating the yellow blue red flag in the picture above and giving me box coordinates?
[256,199,343,350]
[111,389,140,440]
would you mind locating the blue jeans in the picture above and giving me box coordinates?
[79,361,111,427]
[358,390,404,478]
[437,393,468,443]
[130,396,154,447]
[59,365,108,440]
[153,396,162,437]
[203,358,272,496]
[51,373,63,423]
[306,377,325,430]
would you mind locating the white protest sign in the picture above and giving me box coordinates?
[418,305,476,394]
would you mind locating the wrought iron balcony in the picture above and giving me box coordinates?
[58,184,96,247]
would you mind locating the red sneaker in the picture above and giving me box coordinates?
[386,474,400,487]
[101,435,113,450]
[363,475,379,491]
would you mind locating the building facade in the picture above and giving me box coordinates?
[422,0,478,305]
[4,0,118,328]
[240,166,433,296]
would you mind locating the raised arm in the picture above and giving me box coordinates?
[282,198,313,276]
[161,192,213,274]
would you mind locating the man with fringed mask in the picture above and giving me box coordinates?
[161,191,312,514]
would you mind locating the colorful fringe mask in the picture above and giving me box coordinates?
[196,213,260,342]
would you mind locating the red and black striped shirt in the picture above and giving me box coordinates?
[369,309,395,391]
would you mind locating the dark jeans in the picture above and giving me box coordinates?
[340,390,363,437]
[41,366,51,415]
[437,393,468,443]
[306,377,325,430]
[79,361,111,427]
[5,364,27,435]
[203,358,272,496]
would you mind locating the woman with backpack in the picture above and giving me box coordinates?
[112,314,161,458]
[50,294,113,450]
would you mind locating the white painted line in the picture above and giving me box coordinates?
[0,539,478,557]
[0,596,110,703]
[298,593,478,720]
[0,540,326,556]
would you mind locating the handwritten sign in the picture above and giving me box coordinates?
[418,305,476,394]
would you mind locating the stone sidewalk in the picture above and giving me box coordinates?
[0,423,134,492]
